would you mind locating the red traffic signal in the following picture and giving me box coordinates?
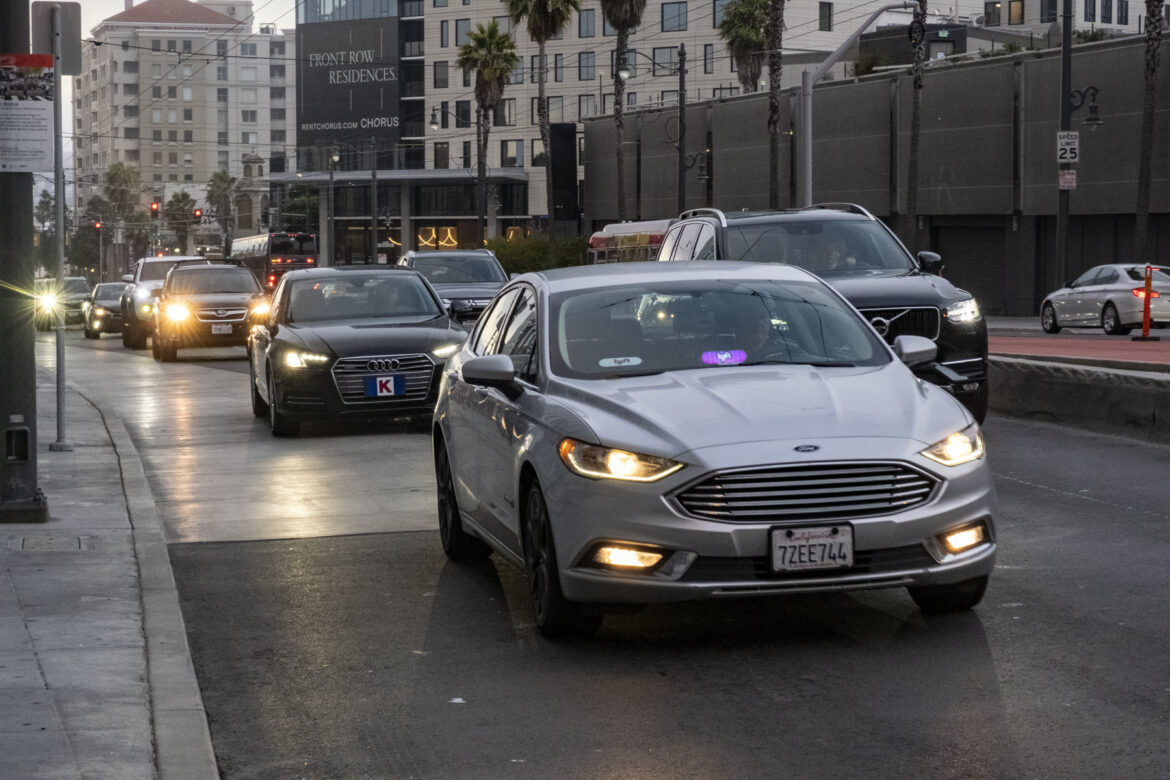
[94,221,101,230]
[193,208,203,220]
[150,202,160,218]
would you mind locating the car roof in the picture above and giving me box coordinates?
[141,255,206,262]
[404,249,496,258]
[523,260,820,293]
[281,265,422,280]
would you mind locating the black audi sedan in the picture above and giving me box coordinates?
[248,266,466,436]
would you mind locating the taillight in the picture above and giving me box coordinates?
[1132,288,1161,299]
[268,275,277,287]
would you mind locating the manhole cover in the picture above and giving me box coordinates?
[20,536,83,552]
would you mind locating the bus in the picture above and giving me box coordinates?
[230,232,318,289]
[585,219,672,264]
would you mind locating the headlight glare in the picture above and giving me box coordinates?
[134,287,151,300]
[38,294,58,311]
[431,342,461,358]
[921,423,984,466]
[283,350,330,368]
[165,304,189,322]
[558,438,683,482]
[250,301,271,317]
[946,298,981,324]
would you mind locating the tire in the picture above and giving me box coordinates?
[159,341,177,362]
[522,480,601,639]
[1101,303,1130,336]
[1040,302,1061,334]
[435,440,490,562]
[909,575,989,614]
[267,369,299,437]
[125,321,148,349]
[151,334,162,360]
[959,383,989,424]
[249,359,268,417]
[83,326,98,339]
[122,325,132,348]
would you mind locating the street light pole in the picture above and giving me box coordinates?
[328,146,339,267]
[677,43,687,214]
[477,108,487,245]
[1055,0,1073,291]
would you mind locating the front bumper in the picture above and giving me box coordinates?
[87,311,124,332]
[274,363,443,422]
[158,320,249,349]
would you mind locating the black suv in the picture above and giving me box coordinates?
[657,205,988,421]
[151,263,265,362]
[397,249,508,325]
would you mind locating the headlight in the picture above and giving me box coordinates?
[431,342,461,358]
[945,298,981,324]
[133,287,152,300]
[165,304,190,322]
[283,350,330,368]
[93,306,109,317]
[920,423,985,466]
[37,293,58,311]
[558,437,684,482]
[250,301,271,317]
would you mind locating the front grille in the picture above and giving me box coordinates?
[858,306,940,343]
[679,544,937,582]
[195,307,247,323]
[331,353,436,405]
[674,462,939,522]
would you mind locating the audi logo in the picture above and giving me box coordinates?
[367,358,401,372]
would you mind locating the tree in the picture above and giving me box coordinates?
[507,0,581,233]
[718,0,768,94]
[457,21,520,240]
[34,190,56,273]
[599,0,648,220]
[164,190,197,251]
[103,162,141,219]
[67,195,110,270]
[277,189,319,233]
[206,170,238,255]
[1135,0,1165,264]
[35,189,54,232]
[765,0,788,208]
[124,209,152,263]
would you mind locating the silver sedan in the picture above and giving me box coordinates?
[1040,264,1170,335]
[433,262,997,637]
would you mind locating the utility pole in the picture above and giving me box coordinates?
[677,43,687,215]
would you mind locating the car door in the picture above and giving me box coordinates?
[1084,266,1119,324]
[1056,267,1101,324]
[251,276,289,403]
[472,285,540,548]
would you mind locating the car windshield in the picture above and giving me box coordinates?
[63,279,90,294]
[549,278,890,380]
[286,274,443,323]
[724,220,915,278]
[411,255,506,284]
[93,283,124,298]
[168,269,260,295]
[270,234,317,255]
[1124,266,1170,283]
[141,260,200,281]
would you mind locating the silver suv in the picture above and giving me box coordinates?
[120,255,209,349]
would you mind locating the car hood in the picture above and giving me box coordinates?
[429,281,504,299]
[548,362,968,459]
[285,317,465,356]
[827,273,970,309]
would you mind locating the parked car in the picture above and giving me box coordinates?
[34,276,90,330]
[656,205,989,422]
[248,266,466,436]
[120,255,210,349]
[1040,264,1170,335]
[433,261,997,638]
[151,263,267,362]
[82,282,127,338]
[398,249,508,325]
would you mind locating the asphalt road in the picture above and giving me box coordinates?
[53,331,1170,778]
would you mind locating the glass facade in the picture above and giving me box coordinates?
[298,0,400,24]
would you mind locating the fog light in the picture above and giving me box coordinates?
[943,525,985,553]
[593,546,663,569]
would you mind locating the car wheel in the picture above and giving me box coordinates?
[159,341,177,362]
[1101,303,1131,336]
[83,326,97,339]
[1040,302,1061,334]
[435,440,490,562]
[121,325,132,347]
[151,334,162,360]
[267,369,299,437]
[522,480,601,639]
[908,575,989,614]
[249,359,268,417]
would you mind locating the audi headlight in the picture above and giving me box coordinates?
[558,438,684,482]
[284,350,330,369]
[431,342,462,358]
[921,423,985,466]
[945,298,981,324]
[165,304,190,322]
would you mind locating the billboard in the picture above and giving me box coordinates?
[296,17,400,150]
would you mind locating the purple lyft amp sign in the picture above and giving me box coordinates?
[701,350,747,366]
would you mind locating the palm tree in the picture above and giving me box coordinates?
[457,21,520,242]
[718,0,768,95]
[765,0,787,208]
[205,170,237,256]
[1135,0,1165,263]
[103,162,140,219]
[164,191,197,252]
[124,209,152,262]
[600,0,648,220]
[507,0,581,233]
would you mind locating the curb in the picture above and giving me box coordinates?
[76,382,220,780]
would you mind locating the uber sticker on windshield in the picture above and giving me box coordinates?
[599,357,642,368]
[702,350,747,366]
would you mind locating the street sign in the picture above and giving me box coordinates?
[1059,169,1077,190]
[31,3,82,76]
[1057,131,1080,163]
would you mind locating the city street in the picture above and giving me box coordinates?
[37,331,1170,778]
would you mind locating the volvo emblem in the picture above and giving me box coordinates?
[869,316,890,337]
[794,444,820,453]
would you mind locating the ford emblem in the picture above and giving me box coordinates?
[794,444,819,453]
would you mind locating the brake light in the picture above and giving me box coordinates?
[307,258,315,264]
[268,274,277,287]
[589,234,612,249]
[1132,288,1161,299]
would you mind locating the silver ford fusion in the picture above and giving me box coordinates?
[433,262,996,637]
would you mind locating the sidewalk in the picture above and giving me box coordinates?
[0,373,216,779]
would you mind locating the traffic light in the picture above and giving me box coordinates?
[150,201,160,219]
[193,208,203,221]
[93,221,101,230]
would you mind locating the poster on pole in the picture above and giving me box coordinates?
[0,54,54,173]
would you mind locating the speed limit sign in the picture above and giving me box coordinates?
[1057,131,1080,163]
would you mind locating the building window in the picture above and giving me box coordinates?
[183,108,193,121]
[439,100,449,128]
[531,55,541,83]
[434,61,448,89]
[242,67,257,81]
[182,86,192,101]
[168,130,177,142]
[1084,0,1095,20]
[548,96,564,122]
[242,88,257,102]
[271,108,286,121]
[218,131,228,145]
[440,20,449,47]
[270,41,285,56]
[713,86,739,97]
[704,44,714,73]
[984,1,1001,24]
[579,93,596,118]
[182,40,192,53]
[511,63,525,84]
[153,130,163,142]
[1118,0,1128,23]
[493,15,513,34]
[121,40,129,50]
[455,100,471,127]
[462,141,471,168]
[532,139,547,166]
[579,51,596,80]
[1009,0,1025,22]
[272,129,287,143]
[500,139,523,167]
[819,2,833,30]
[714,0,730,25]
[434,141,449,168]
[217,40,228,57]
[271,65,286,79]
[463,67,471,87]
[168,152,178,165]
[124,127,139,139]
[217,88,228,102]
[168,86,177,99]
[603,16,617,35]
[242,110,257,123]
[153,152,163,165]
[579,9,595,37]
[653,47,678,76]
[183,154,192,166]
[554,54,564,82]
[183,130,193,142]
[661,2,687,30]
[494,98,516,126]
[167,40,177,52]
[612,48,640,76]
[455,19,470,46]
[271,87,285,100]
[1101,0,1112,22]
[152,86,162,99]
[241,43,257,57]
[217,66,227,81]
[151,39,161,51]
[660,90,679,106]
[123,60,138,73]
[241,131,258,145]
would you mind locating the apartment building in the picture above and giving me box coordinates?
[73,0,297,248]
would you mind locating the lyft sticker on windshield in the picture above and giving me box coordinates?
[599,356,643,368]
[702,350,747,366]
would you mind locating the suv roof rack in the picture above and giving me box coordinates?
[678,208,728,227]
[801,202,877,220]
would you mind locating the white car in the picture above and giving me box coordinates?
[433,262,997,637]
[1040,264,1170,335]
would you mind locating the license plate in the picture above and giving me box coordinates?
[364,375,406,397]
[211,323,233,335]
[770,525,853,572]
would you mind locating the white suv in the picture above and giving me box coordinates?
[120,256,209,349]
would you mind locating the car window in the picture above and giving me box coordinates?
[411,255,506,283]
[657,226,682,261]
[725,220,914,277]
[94,283,124,299]
[672,223,701,261]
[63,279,90,294]
[469,287,520,355]
[1125,267,1170,283]
[286,274,442,323]
[1095,268,1119,285]
[693,224,716,260]
[1070,267,1102,288]
[167,269,260,295]
[495,287,539,382]
[270,276,290,324]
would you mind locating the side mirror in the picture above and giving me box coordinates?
[917,251,944,275]
[460,354,516,390]
[121,274,133,283]
[892,335,937,368]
